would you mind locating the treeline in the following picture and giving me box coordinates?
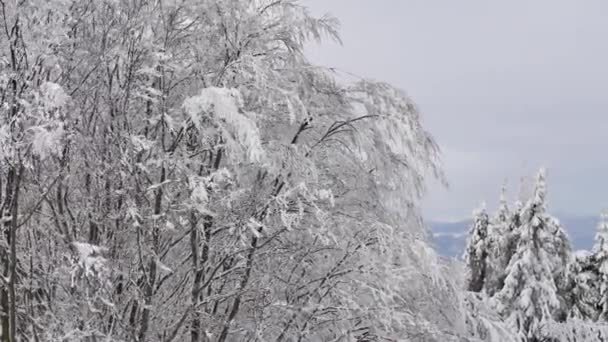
[464,169,608,341]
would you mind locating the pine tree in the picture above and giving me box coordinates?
[594,211,608,321]
[485,184,511,296]
[567,251,600,321]
[505,200,524,264]
[496,169,571,340]
[464,205,491,292]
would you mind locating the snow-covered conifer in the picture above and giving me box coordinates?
[496,168,571,340]
[594,211,608,321]
[485,184,512,296]
[464,204,491,292]
[567,251,600,321]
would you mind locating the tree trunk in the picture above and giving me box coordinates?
[8,167,22,342]
[138,166,165,342]
[1,168,14,342]
[190,212,202,342]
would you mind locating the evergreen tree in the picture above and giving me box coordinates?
[485,184,511,296]
[464,205,491,292]
[594,211,608,320]
[496,169,571,340]
[505,200,524,265]
[567,251,600,321]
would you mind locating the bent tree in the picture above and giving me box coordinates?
[0,0,457,341]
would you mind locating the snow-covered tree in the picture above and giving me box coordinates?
[464,205,491,292]
[485,184,512,296]
[496,168,571,340]
[594,211,608,321]
[0,0,471,341]
[505,200,524,263]
[567,251,600,321]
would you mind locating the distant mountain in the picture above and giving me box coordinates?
[429,220,471,257]
[430,215,599,257]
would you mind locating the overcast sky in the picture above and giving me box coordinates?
[304,0,608,221]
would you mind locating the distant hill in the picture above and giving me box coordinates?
[430,215,599,257]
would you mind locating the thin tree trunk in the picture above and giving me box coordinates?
[217,236,257,342]
[138,166,165,342]
[190,212,202,342]
[1,168,14,342]
[191,149,219,342]
[190,213,212,342]
[8,167,23,342]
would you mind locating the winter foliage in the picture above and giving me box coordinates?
[0,0,604,341]
[464,205,490,292]
[0,0,472,341]
[462,169,608,341]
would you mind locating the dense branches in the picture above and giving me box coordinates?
[0,1,458,341]
[462,170,608,341]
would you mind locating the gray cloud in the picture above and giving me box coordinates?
[304,0,608,220]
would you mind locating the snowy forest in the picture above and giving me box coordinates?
[0,0,603,341]
[463,170,608,341]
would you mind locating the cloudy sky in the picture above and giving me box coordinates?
[304,0,608,221]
